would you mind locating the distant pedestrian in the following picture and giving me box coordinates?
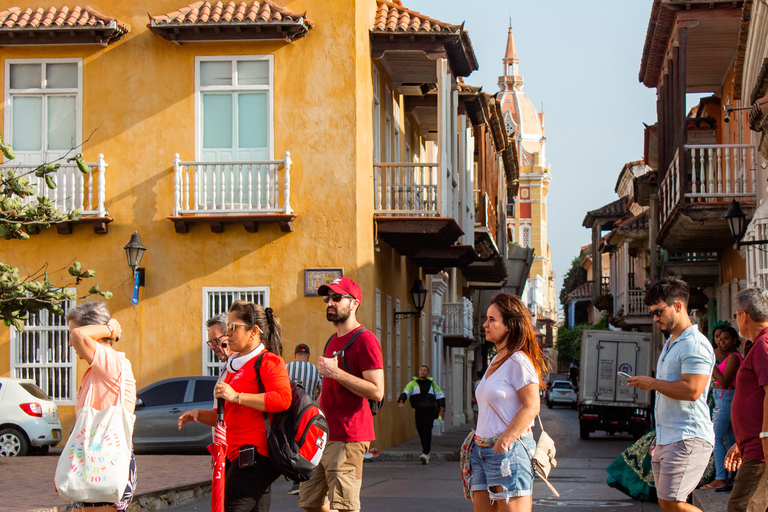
[397,365,445,464]
[724,288,768,512]
[299,277,384,512]
[469,293,545,512]
[286,343,323,495]
[628,277,715,512]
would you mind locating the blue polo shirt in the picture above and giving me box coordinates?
[655,324,715,446]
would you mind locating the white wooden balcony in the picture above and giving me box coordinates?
[443,298,473,346]
[657,144,757,252]
[0,154,108,217]
[374,162,440,216]
[173,152,292,216]
[615,289,650,317]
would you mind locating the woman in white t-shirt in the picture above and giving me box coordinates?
[470,294,545,512]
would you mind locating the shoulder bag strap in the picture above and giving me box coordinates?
[337,327,368,373]
[253,352,271,433]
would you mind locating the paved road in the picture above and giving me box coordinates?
[168,405,661,512]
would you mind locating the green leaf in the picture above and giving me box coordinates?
[100,291,113,300]
[88,285,100,294]
[75,155,90,175]
[0,142,15,161]
[44,176,56,190]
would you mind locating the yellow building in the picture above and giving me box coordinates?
[0,0,514,450]
[497,27,557,341]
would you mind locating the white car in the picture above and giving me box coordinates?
[0,377,62,456]
[546,380,578,409]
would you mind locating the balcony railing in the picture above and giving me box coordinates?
[443,297,473,339]
[615,289,650,317]
[660,144,757,227]
[173,152,292,216]
[373,162,440,216]
[0,154,108,217]
[666,251,718,263]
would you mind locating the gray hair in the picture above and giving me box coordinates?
[65,301,111,328]
[735,288,768,322]
[206,313,227,334]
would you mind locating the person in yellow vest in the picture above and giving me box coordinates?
[397,365,446,464]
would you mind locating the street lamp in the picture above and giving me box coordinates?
[725,200,768,247]
[394,278,428,323]
[124,231,147,286]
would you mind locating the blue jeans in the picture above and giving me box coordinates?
[713,388,735,480]
[469,433,536,502]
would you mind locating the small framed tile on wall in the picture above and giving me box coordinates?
[305,268,343,296]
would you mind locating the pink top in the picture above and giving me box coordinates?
[76,342,136,413]
[715,352,743,389]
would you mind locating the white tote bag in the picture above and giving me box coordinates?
[55,364,135,503]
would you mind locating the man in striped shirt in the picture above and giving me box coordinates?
[286,343,322,495]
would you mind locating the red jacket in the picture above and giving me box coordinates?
[223,351,291,460]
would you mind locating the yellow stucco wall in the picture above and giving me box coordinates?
[0,0,427,449]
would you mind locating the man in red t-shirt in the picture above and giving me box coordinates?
[299,277,384,512]
[725,288,768,512]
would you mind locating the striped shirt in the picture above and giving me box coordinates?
[286,360,323,400]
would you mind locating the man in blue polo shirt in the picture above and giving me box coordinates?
[628,277,715,512]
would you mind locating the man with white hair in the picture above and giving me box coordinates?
[724,288,768,512]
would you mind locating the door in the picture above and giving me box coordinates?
[133,379,190,449]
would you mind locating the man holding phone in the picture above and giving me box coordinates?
[628,277,715,512]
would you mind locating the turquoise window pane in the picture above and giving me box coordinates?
[46,63,78,89]
[12,97,43,151]
[200,61,232,86]
[47,96,76,151]
[238,93,267,149]
[237,61,268,86]
[202,94,233,149]
[10,64,41,89]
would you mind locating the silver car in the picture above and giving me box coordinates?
[133,376,218,453]
[546,380,577,409]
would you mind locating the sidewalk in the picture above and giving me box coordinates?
[692,487,730,512]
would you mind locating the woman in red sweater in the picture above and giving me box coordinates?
[179,300,291,511]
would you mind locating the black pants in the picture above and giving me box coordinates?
[415,408,435,455]
[224,453,278,512]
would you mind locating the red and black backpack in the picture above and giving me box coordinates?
[254,353,329,482]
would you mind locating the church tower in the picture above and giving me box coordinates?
[498,25,557,335]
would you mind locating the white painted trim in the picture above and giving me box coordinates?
[194,55,274,161]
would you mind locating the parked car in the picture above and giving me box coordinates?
[133,376,218,453]
[0,377,62,456]
[546,380,577,409]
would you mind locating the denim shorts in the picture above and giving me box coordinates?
[469,433,536,501]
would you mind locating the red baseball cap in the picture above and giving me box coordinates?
[317,277,362,303]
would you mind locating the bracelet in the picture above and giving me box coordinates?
[107,324,115,337]
[236,393,242,405]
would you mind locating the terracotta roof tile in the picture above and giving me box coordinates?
[373,0,458,34]
[151,0,311,28]
[0,5,128,33]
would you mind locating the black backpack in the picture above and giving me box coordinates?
[324,328,384,416]
[254,353,329,482]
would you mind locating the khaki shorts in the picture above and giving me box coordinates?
[651,438,712,502]
[298,440,369,511]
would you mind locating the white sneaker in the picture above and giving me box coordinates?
[420,453,429,465]
[424,453,430,464]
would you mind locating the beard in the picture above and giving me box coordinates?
[326,303,351,324]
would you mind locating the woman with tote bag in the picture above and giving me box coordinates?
[55,302,137,511]
[470,294,546,512]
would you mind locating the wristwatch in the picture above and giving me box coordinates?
[760,431,768,439]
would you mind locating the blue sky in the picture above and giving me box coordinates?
[404,1,659,309]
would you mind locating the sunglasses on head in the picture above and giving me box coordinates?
[323,294,354,304]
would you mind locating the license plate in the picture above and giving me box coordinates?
[53,430,59,440]
[559,391,567,396]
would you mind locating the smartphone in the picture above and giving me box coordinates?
[617,371,632,379]
[238,444,255,468]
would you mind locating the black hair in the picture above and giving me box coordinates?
[644,276,689,307]
[718,326,742,350]
[229,300,283,357]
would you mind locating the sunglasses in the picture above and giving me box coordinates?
[650,303,675,318]
[206,334,226,347]
[323,294,354,304]
[226,322,249,333]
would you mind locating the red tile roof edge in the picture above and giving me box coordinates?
[0,5,129,34]
[150,0,312,28]
[372,0,459,34]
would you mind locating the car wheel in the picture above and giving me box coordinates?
[579,423,590,440]
[571,402,577,410]
[0,428,29,457]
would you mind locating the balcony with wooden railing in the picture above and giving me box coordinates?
[0,155,111,234]
[658,144,757,252]
[442,297,474,347]
[168,152,295,233]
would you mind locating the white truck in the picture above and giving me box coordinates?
[578,330,653,440]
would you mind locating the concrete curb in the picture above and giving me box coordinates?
[126,481,211,512]
[373,450,460,462]
[692,487,729,512]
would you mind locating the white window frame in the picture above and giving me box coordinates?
[4,58,83,163]
[373,67,380,163]
[201,286,270,376]
[10,288,77,405]
[393,97,400,162]
[194,55,274,161]
[385,85,392,162]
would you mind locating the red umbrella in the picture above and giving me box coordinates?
[210,398,227,512]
